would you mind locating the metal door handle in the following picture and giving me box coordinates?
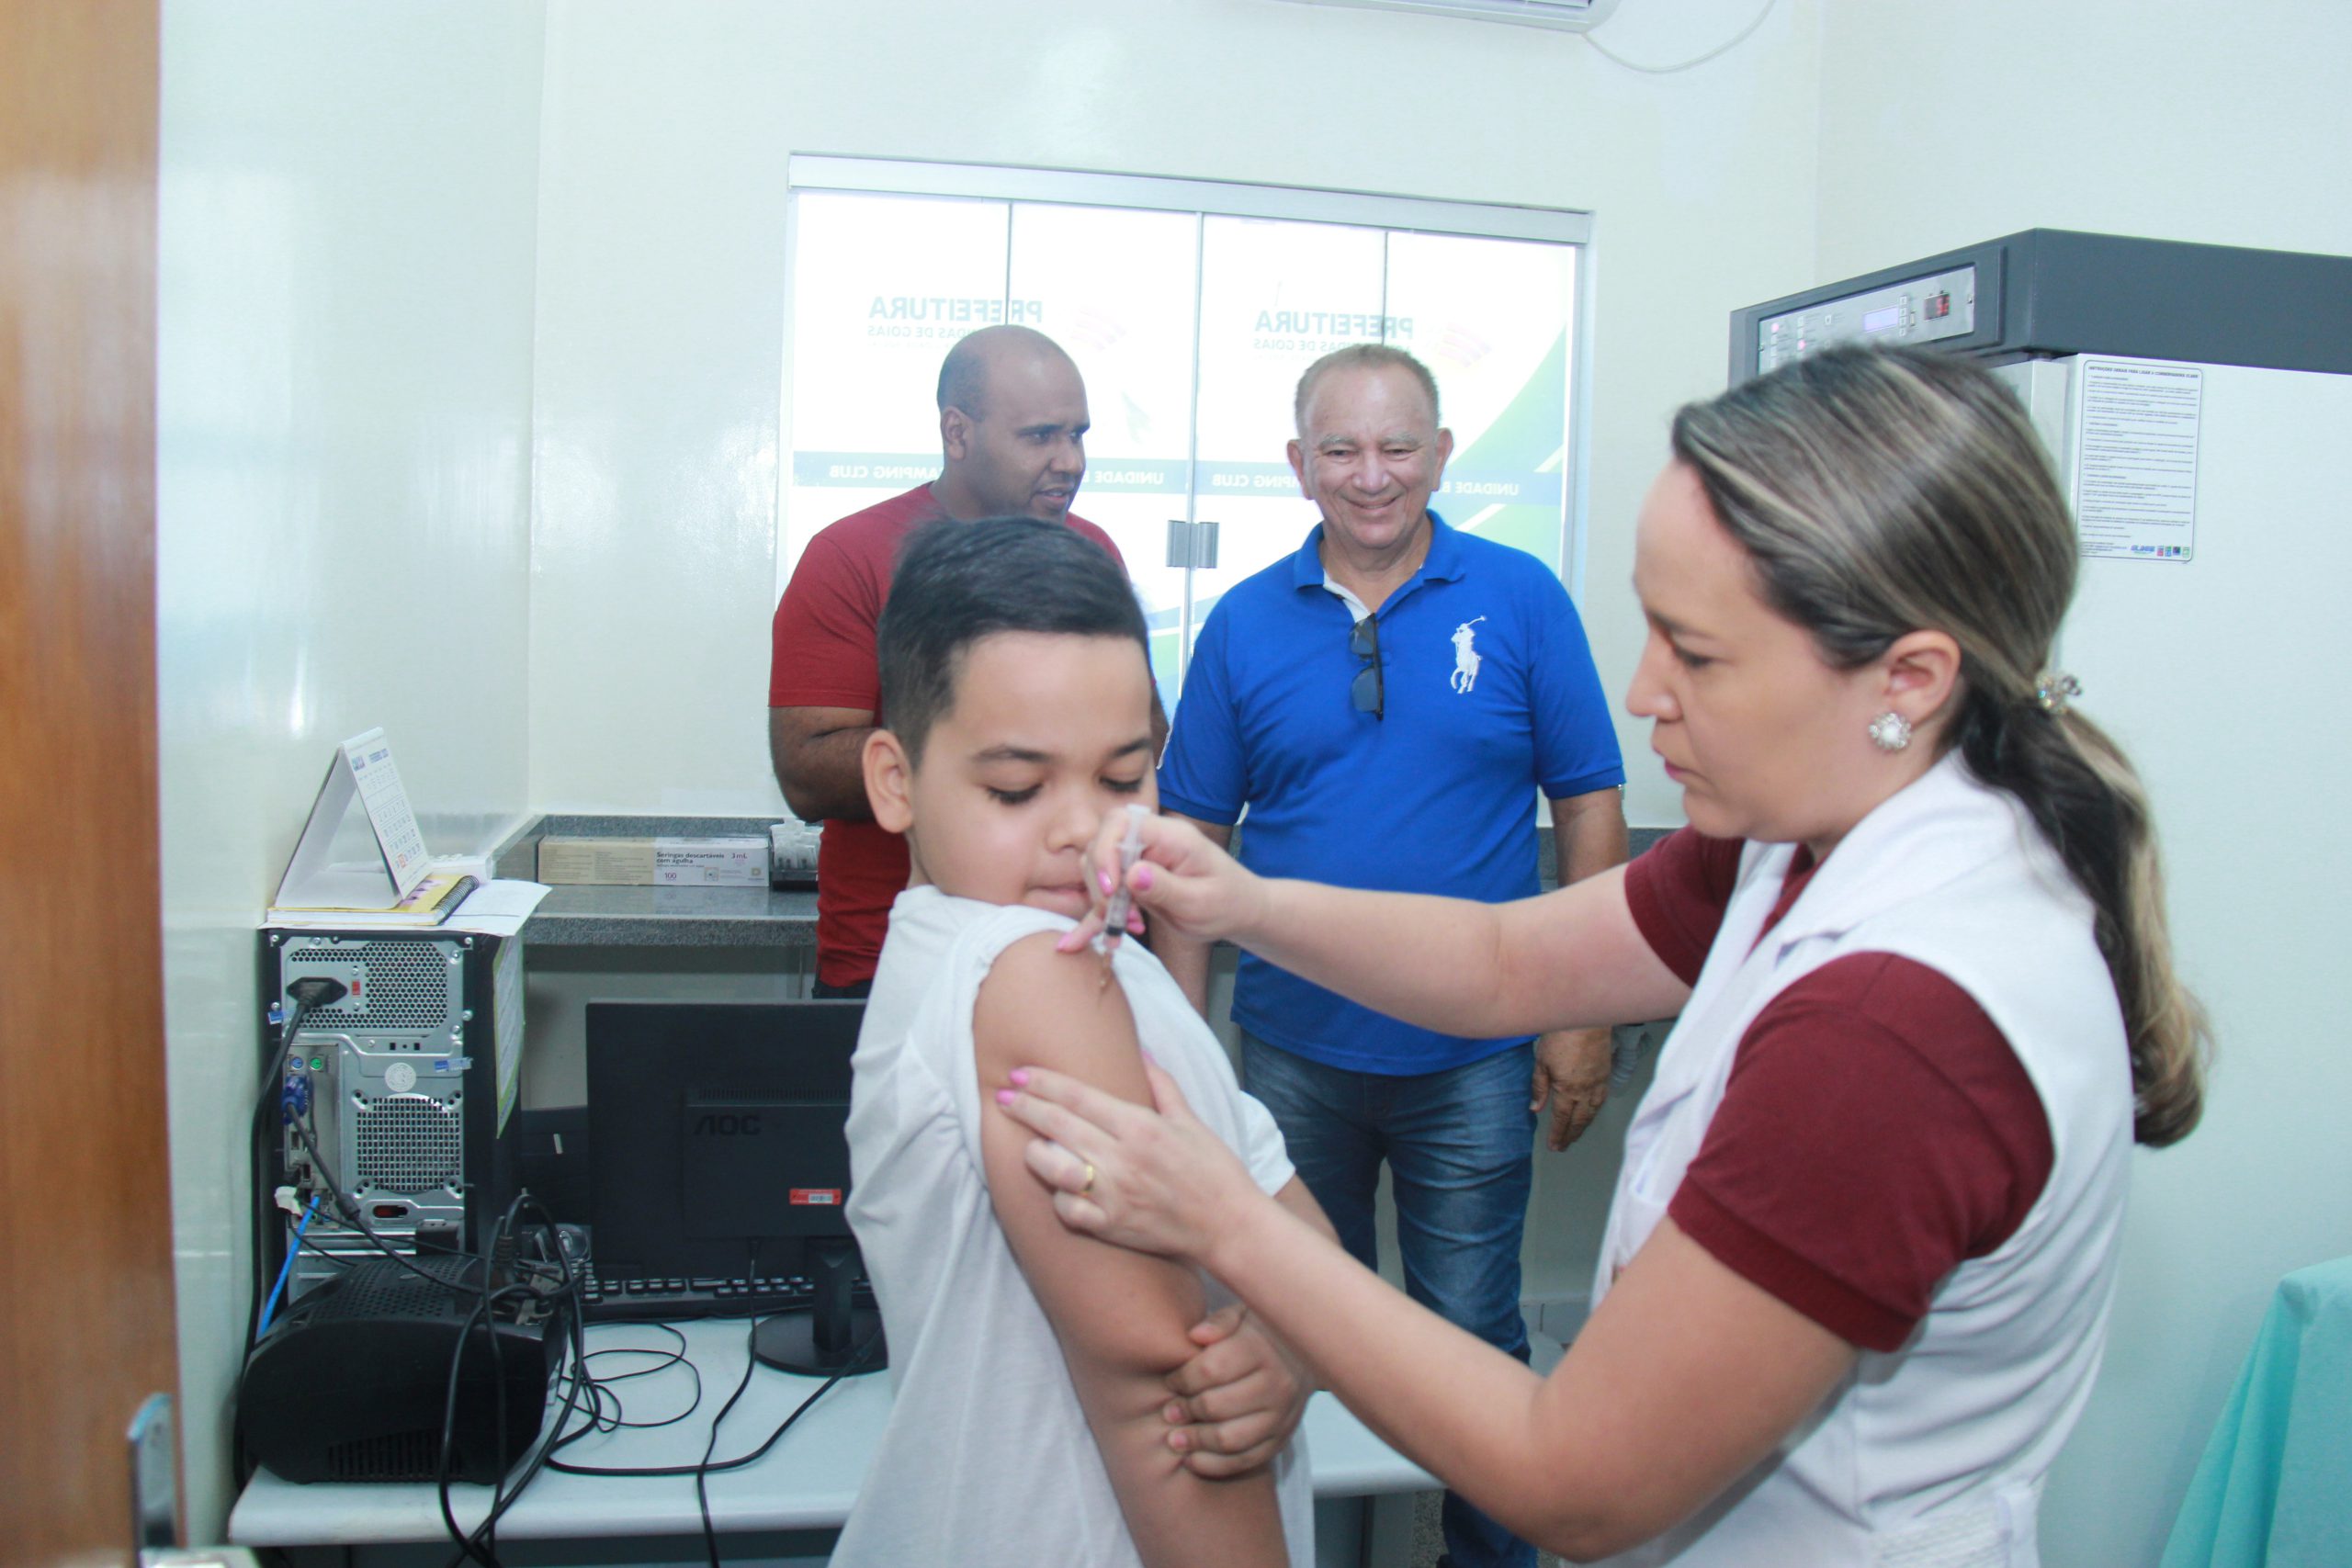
[1164,518,1220,570]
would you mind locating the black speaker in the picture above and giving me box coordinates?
[240,1255,558,1484]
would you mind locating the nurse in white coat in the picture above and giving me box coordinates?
[998,344,2210,1565]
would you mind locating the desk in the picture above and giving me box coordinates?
[229,1317,1434,1568]
[2161,1256,2352,1567]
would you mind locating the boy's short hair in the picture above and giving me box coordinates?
[877,517,1151,764]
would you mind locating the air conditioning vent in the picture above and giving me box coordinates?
[1277,0,1621,31]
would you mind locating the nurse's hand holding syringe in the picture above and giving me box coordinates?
[1055,804,1685,1046]
[1056,806,1272,958]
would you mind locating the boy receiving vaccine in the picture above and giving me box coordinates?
[832,517,1323,1567]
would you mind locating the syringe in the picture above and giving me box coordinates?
[1092,804,1150,968]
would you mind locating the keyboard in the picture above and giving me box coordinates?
[577,1269,872,1324]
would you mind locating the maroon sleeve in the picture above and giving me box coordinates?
[1067,513,1125,571]
[770,525,886,711]
[1623,827,1747,987]
[1667,953,2054,1352]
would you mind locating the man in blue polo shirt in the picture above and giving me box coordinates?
[1155,343,1625,1568]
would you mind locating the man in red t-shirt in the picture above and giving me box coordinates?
[769,325,1135,995]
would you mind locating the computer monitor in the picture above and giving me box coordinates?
[585,998,883,1374]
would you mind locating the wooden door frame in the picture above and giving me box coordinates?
[0,1,179,1561]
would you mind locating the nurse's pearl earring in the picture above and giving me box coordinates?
[1868,711,1914,752]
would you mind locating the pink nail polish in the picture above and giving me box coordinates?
[1098,867,1114,895]
[1055,930,1083,953]
[995,1089,1016,1106]
[1010,1068,1030,1087]
[1133,863,1155,891]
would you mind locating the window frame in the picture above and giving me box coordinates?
[777,155,1600,606]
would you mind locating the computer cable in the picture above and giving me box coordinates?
[438,1190,531,1568]
[436,1193,591,1568]
[539,1322,703,1450]
[439,1222,873,1562]
[244,976,351,1355]
[544,1318,871,1568]
[687,1240,768,1567]
[544,1321,876,1481]
[254,1195,320,1338]
[259,976,347,1111]
[234,976,354,1491]
[560,1326,699,1438]
[691,1322,764,1568]
[287,1218,355,1271]
[437,1190,538,1568]
[550,1344,691,1470]
[436,1283,527,1568]
[437,1284,582,1568]
[458,1213,524,1568]
[284,1108,495,1302]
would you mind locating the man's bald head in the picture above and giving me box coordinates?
[932,327,1091,524]
[937,324,1076,420]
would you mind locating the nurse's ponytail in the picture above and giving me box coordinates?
[1672,345,2209,1147]
[1946,678,2207,1145]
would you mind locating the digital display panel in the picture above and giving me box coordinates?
[1862,305,1904,333]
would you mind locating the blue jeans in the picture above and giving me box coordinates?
[1240,1032,1538,1568]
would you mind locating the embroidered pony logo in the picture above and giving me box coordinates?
[1451,617,1487,694]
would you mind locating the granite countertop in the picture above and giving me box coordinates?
[498,815,813,949]
[523,883,821,949]
[504,814,1673,950]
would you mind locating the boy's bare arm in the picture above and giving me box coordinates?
[1163,1174,1335,1478]
[976,931,1288,1568]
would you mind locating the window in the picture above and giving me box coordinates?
[782,158,1590,708]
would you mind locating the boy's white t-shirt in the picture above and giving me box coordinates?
[833,886,1313,1568]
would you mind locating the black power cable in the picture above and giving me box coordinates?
[436,1193,593,1568]
[235,975,350,1490]
[248,976,350,1340]
[544,1331,873,1480]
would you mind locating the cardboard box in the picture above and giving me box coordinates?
[537,836,771,887]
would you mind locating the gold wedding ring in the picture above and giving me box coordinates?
[1079,1161,1097,1199]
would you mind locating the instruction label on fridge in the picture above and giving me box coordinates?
[2074,357,2202,561]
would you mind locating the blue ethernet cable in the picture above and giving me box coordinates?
[256,1194,321,1339]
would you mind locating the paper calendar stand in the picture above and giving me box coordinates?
[273,728,434,911]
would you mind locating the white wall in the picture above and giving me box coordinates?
[523,0,1826,830]
[1815,2,2352,278]
[156,0,547,1535]
[1815,4,2352,1562]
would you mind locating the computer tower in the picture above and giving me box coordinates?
[258,929,526,1303]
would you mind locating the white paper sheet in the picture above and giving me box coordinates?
[2074,356,2203,561]
[443,878,552,939]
